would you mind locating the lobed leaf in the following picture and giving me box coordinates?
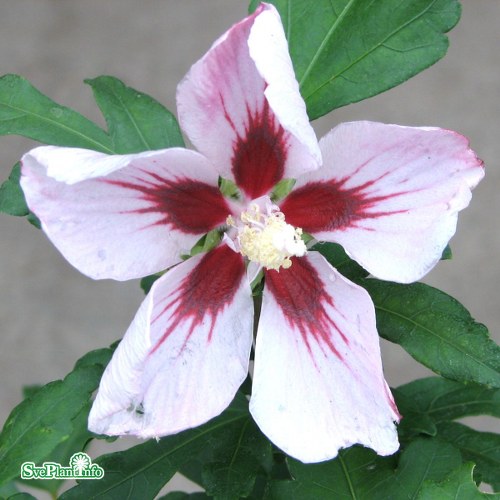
[268,439,462,499]
[16,404,93,496]
[202,418,272,500]
[436,422,500,491]
[395,377,500,427]
[0,480,20,498]
[0,367,101,486]
[0,164,28,216]
[249,0,460,119]
[268,445,395,499]
[0,74,112,151]
[362,280,500,388]
[417,463,500,499]
[0,75,186,221]
[60,394,250,500]
[376,438,463,500]
[7,494,37,500]
[0,346,112,486]
[159,493,210,500]
[85,76,184,153]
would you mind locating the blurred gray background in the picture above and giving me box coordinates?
[0,0,499,493]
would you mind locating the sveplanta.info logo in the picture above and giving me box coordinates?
[21,452,104,480]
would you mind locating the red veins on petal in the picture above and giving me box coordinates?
[265,257,347,360]
[281,178,409,234]
[231,99,288,199]
[105,173,230,234]
[151,245,246,352]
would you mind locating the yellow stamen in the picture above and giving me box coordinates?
[236,203,306,271]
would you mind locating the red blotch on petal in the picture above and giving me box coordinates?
[105,173,230,234]
[152,245,246,352]
[281,177,409,234]
[231,99,288,199]
[265,257,347,360]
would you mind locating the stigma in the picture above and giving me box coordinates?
[227,198,307,271]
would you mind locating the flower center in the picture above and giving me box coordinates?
[227,199,307,271]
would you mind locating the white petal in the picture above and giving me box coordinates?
[281,122,484,283]
[250,252,399,463]
[89,245,253,437]
[21,146,230,280]
[177,4,319,199]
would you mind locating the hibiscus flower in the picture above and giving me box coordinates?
[20,3,483,463]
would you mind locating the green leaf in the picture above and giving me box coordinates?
[0,366,102,486]
[379,439,464,500]
[177,459,205,488]
[269,439,462,499]
[436,422,500,491]
[0,74,112,152]
[0,346,112,486]
[26,212,40,228]
[394,377,500,436]
[312,242,368,282]
[7,494,38,500]
[85,76,184,153]
[159,493,209,500]
[362,280,500,388]
[441,244,453,260]
[140,273,162,295]
[250,0,460,119]
[268,445,396,499]
[0,480,19,498]
[417,463,500,499]
[0,164,28,216]
[17,404,93,496]
[60,394,249,500]
[73,344,115,372]
[202,418,272,500]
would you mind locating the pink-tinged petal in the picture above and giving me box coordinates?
[88,245,253,437]
[281,122,484,283]
[21,146,231,280]
[177,4,320,200]
[250,252,400,463]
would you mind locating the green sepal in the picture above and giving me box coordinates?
[271,179,296,202]
[219,177,241,199]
